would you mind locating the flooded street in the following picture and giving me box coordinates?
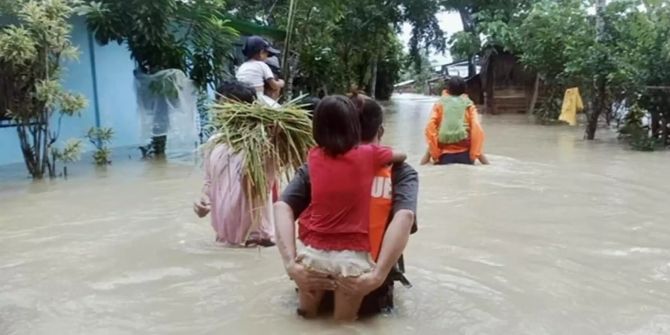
[2,94,670,334]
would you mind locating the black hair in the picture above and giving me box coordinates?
[350,94,384,142]
[312,95,361,156]
[302,97,320,111]
[447,76,467,96]
[216,81,257,103]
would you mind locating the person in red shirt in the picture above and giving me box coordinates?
[297,95,406,321]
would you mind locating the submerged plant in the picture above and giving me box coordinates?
[51,139,83,176]
[86,127,114,165]
[619,105,658,152]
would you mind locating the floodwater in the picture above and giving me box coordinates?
[1,94,670,335]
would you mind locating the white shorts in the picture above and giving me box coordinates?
[297,240,374,278]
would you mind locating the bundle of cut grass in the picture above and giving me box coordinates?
[208,99,314,205]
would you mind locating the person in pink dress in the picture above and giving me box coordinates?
[193,82,275,247]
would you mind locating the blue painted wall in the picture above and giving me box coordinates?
[0,18,140,165]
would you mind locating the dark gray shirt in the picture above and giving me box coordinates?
[280,162,418,233]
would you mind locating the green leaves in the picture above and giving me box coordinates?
[86,127,114,165]
[51,138,83,164]
[60,93,88,116]
[1,0,87,178]
[0,26,37,64]
[209,100,314,206]
[81,0,239,90]
[34,80,62,109]
[33,79,87,116]
[449,31,481,61]
[87,127,114,143]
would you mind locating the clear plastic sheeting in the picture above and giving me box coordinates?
[134,69,198,154]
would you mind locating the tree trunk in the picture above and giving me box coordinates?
[458,8,477,78]
[17,125,38,178]
[458,8,475,33]
[286,70,295,101]
[586,0,608,140]
[586,79,606,140]
[369,55,378,99]
[528,74,541,115]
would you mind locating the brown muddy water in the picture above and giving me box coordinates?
[1,94,669,335]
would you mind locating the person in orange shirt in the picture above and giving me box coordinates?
[421,76,489,165]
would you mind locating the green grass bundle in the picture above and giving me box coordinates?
[208,99,314,204]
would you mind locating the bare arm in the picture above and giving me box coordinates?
[266,78,285,91]
[194,147,212,218]
[391,150,407,163]
[273,201,298,268]
[336,209,414,293]
[274,166,336,291]
[370,209,413,282]
[337,162,418,294]
[425,103,443,160]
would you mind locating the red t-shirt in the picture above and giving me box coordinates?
[299,144,394,252]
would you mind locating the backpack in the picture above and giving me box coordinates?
[438,95,472,144]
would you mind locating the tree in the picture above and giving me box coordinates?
[400,53,433,95]
[442,0,537,76]
[226,0,446,99]
[81,0,238,89]
[375,35,406,100]
[80,0,238,155]
[0,0,87,179]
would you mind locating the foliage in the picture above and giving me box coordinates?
[517,0,591,85]
[375,37,406,100]
[226,0,446,98]
[400,53,433,95]
[449,31,481,62]
[618,104,657,151]
[442,0,537,76]
[51,139,84,165]
[514,0,592,121]
[208,100,313,214]
[452,0,670,141]
[86,127,114,165]
[0,0,88,179]
[79,0,239,90]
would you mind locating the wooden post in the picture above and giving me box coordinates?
[528,74,541,115]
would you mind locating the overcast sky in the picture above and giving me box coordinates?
[400,11,463,66]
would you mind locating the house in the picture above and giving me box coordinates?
[0,17,283,166]
[479,46,540,114]
[1,17,139,166]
